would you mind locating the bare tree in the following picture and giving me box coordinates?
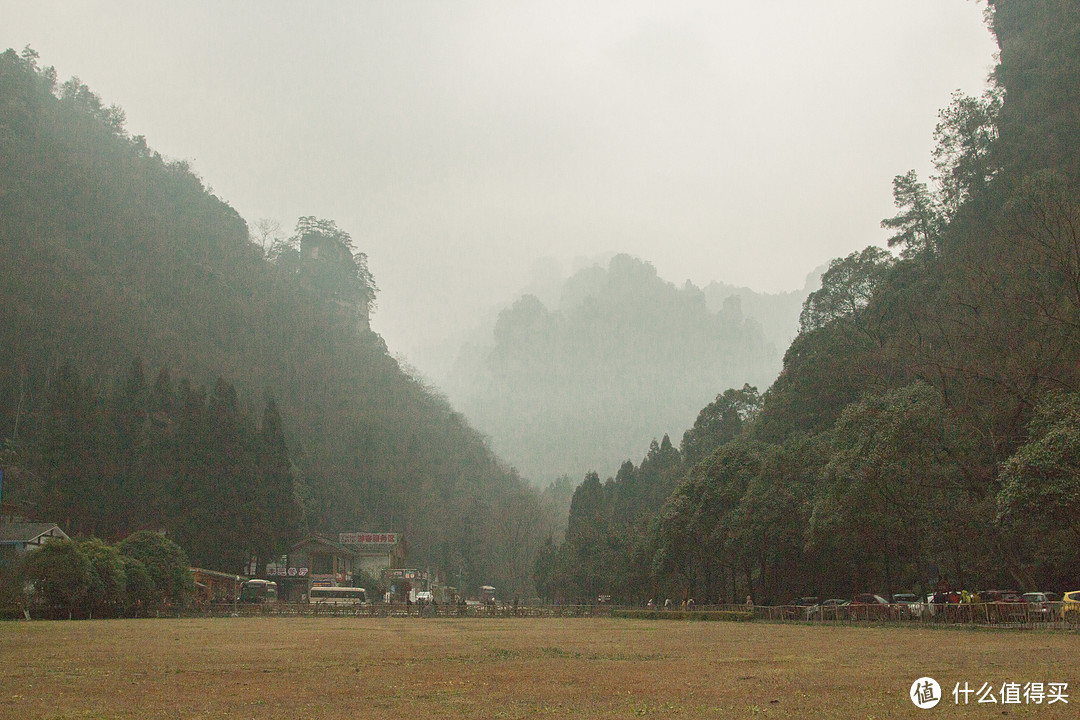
[251,218,286,259]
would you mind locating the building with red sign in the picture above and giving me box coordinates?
[338,531,406,579]
[265,532,406,602]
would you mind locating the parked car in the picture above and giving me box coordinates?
[788,596,818,620]
[980,589,1024,602]
[980,590,1027,623]
[1062,591,1080,622]
[805,598,848,620]
[848,594,890,620]
[1022,592,1059,620]
[929,590,963,604]
[892,593,924,618]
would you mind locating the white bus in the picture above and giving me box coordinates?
[309,586,367,605]
[239,579,278,604]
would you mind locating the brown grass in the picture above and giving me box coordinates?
[1,617,1077,719]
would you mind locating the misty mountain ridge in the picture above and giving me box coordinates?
[701,268,824,357]
[545,0,1080,604]
[443,254,820,486]
[0,47,553,595]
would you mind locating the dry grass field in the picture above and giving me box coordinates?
[1,617,1077,719]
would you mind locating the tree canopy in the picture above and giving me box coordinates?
[0,45,550,597]
[546,0,1080,604]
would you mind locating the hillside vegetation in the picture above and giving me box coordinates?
[0,47,549,596]
[542,0,1080,604]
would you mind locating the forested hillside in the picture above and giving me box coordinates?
[542,0,1080,604]
[0,48,551,596]
[444,255,786,486]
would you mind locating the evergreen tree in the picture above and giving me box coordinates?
[252,396,301,574]
[881,170,943,259]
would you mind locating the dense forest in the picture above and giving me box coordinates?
[9,355,299,575]
[0,47,555,597]
[539,0,1080,604]
[444,255,795,486]
[4,0,1074,607]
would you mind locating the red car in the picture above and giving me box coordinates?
[848,594,890,620]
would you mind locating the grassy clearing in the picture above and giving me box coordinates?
[1,617,1077,719]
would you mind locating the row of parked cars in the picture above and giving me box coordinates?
[791,590,1080,621]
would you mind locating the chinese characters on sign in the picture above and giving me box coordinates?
[386,568,424,581]
[339,532,398,546]
[266,566,308,577]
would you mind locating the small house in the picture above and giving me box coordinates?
[0,521,70,565]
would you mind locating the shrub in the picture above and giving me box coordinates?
[120,555,154,616]
[118,531,193,609]
[21,538,93,619]
[79,538,126,618]
[0,559,26,619]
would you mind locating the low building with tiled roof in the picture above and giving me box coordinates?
[0,520,69,563]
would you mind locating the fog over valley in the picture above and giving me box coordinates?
[1,1,997,385]
[8,0,1077,613]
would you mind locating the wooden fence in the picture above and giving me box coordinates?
[187,600,1078,629]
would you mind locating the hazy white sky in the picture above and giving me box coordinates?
[2,1,998,376]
